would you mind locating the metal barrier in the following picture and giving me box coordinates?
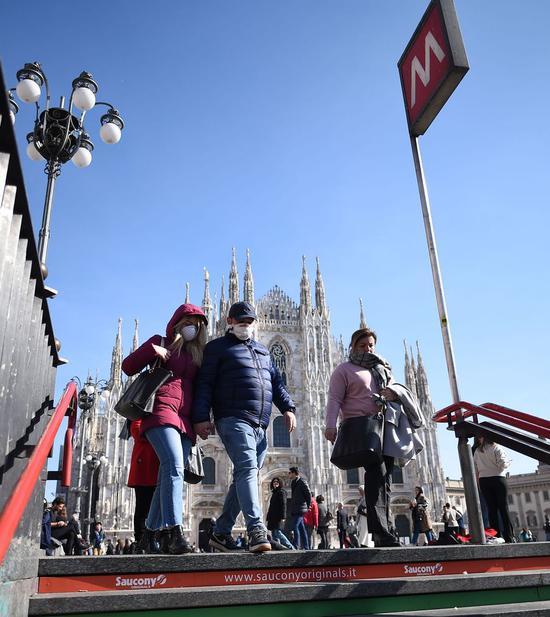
[433,401,550,464]
[0,382,76,564]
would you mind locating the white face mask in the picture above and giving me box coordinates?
[180,324,198,342]
[232,323,253,340]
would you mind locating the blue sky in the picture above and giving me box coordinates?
[4,0,549,492]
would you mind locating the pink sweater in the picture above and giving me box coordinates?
[325,362,380,429]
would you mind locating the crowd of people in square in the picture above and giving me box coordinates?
[42,300,542,556]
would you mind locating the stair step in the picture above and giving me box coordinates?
[29,570,550,615]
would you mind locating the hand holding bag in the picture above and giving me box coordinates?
[330,413,384,470]
[184,445,205,484]
[114,338,173,421]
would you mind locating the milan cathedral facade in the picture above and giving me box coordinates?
[64,251,448,542]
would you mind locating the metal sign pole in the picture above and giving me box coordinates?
[409,134,486,544]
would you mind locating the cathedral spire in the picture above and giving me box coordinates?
[229,247,239,305]
[416,340,432,408]
[359,298,367,329]
[220,274,226,316]
[300,256,312,316]
[185,282,190,304]
[403,339,417,395]
[109,318,123,388]
[132,319,139,352]
[315,257,327,317]
[243,249,254,304]
[202,268,213,329]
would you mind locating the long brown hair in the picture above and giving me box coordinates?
[169,316,207,366]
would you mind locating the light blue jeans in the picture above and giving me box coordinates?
[214,417,268,534]
[272,528,295,549]
[145,425,191,530]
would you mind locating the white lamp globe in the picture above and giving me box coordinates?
[26,141,42,161]
[73,86,96,111]
[16,78,41,103]
[100,122,121,144]
[72,147,92,168]
[9,111,16,125]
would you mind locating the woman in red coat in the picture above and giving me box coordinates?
[121,303,207,554]
[127,419,159,550]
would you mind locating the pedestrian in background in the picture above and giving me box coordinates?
[127,418,160,554]
[288,466,312,549]
[266,477,294,549]
[303,492,319,549]
[473,436,514,543]
[336,503,349,549]
[410,486,435,545]
[316,495,331,549]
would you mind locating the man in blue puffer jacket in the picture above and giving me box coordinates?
[192,301,296,553]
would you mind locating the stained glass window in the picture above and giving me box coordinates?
[273,415,290,447]
[203,457,215,485]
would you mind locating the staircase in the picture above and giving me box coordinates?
[29,544,550,616]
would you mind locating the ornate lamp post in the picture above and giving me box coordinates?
[85,453,108,541]
[9,62,124,280]
[71,376,110,516]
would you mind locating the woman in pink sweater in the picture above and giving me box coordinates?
[324,328,400,547]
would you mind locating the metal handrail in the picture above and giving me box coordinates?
[0,382,77,564]
[433,401,550,440]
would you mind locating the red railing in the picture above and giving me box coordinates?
[0,382,77,564]
[433,401,550,440]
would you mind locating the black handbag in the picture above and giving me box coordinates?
[184,445,205,484]
[330,413,384,470]
[114,339,173,421]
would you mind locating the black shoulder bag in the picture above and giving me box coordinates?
[114,337,173,421]
[330,412,384,470]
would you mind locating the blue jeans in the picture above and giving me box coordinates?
[145,426,191,530]
[290,514,309,549]
[214,417,267,534]
[272,528,294,549]
[411,526,435,545]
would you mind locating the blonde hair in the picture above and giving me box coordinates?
[169,316,207,366]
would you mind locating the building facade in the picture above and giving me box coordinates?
[507,463,550,541]
[64,251,451,543]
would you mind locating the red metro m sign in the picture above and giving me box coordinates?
[398,0,469,136]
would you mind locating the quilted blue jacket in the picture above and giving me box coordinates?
[191,333,295,427]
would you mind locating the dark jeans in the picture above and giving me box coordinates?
[317,526,329,549]
[338,528,347,548]
[134,486,156,541]
[364,455,394,542]
[479,476,514,542]
[51,526,77,555]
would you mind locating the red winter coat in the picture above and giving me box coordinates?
[127,420,159,487]
[121,304,207,442]
[303,497,319,528]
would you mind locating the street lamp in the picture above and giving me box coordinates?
[9,62,125,280]
[70,376,111,516]
[85,453,108,540]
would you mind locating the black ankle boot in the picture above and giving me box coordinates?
[136,528,160,554]
[168,525,193,555]
[159,529,172,554]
